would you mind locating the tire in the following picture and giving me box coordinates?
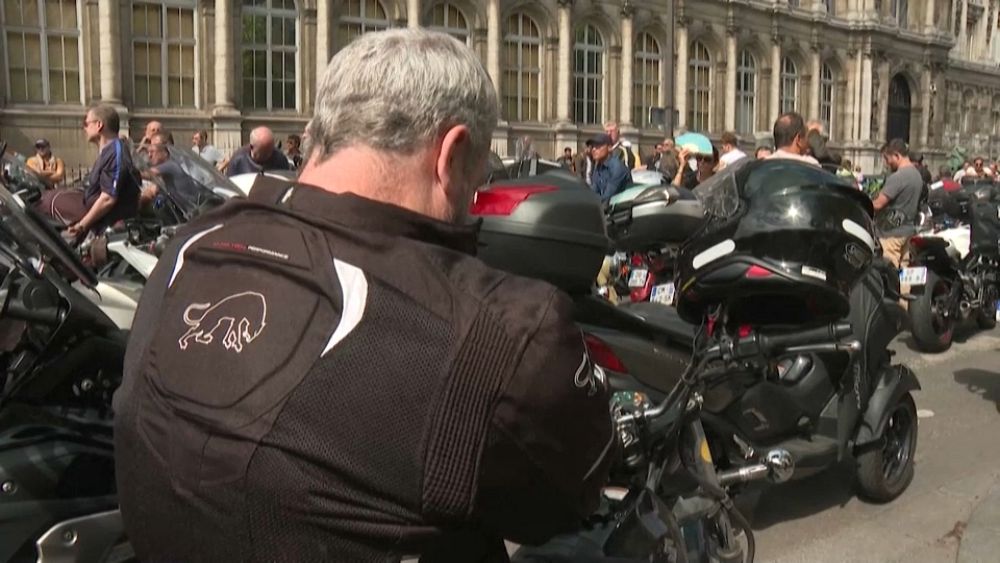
[908,269,955,353]
[856,392,918,503]
[975,284,998,330]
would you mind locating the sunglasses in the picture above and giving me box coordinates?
[695,155,715,163]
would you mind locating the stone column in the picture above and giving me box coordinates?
[850,48,862,141]
[317,0,332,77]
[675,23,689,131]
[978,2,990,58]
[620,6,635,127]
[859,50,873,141]
[920,65,932,146]
[556,0,573,124]
[924,0,937,34]
[486,0,508,155]
[958,0,969,57]
[213,0,242,153]
[97,0,121,103]
[486,0,500,91]
[876,57,890,140]
[810,47,821,121]
[724,31,737,131]
[407,0,420,28]
[770,38,781,126]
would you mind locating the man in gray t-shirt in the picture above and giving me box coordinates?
[875,139,922,268]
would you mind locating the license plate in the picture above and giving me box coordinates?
[651,283,676,306]
[900,267,928,286]
[628,268,649,288]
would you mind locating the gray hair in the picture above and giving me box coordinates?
[249,126,276,148]
[307,29,498,163]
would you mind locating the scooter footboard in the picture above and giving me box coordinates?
[854,364,920,448]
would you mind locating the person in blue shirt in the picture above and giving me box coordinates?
[589,133,632,203]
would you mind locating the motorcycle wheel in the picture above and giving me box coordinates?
[908,269,955,353]
[975,284,998,330]
[856,392,918,503]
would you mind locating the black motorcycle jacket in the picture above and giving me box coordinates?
[113,179,614,562]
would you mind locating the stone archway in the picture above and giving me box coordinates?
[887,73,912,143]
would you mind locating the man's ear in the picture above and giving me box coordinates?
[436,124,472,194]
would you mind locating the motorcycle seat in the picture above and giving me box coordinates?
[617,302,695,345]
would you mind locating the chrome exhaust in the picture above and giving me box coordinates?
[717,449,794,487]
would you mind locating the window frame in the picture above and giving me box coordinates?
[501,12,542,123]
[428,2,471,46]
[820,63,835,139]
[0,0,84,105]
[131,0,200,109]
[779,56,799,114]
[633,32,661,129]
[241,0,300,112]
[573,24,605,126]
[687,40,712,132]
[339,0,390,46]
[735,49,757,135]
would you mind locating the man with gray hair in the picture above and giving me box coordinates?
[224,125,292,176]
[115,29,613,562]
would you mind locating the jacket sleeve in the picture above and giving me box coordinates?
[474,290,615,545]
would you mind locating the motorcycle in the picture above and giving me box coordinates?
[573,164,919,504]
[0,145,130,562]
[903,180,1000,352]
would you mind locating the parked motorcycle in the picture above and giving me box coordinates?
[903,181,1000,352]
[0,146,130,562]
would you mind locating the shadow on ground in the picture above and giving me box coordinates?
[953,369,1000,413]
[736,460,858,531]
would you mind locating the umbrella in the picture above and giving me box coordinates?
[674,132,714,156]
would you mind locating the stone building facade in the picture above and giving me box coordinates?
[1,0,999,172]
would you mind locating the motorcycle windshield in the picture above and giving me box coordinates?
[0,153,97,288]
[133,144,237,221]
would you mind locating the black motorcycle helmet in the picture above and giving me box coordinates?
[675,159,876,327]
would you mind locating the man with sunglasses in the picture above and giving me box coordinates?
[39,105,141,238]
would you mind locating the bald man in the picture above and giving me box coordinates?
[139,121,164,146]
[225,126,292,177]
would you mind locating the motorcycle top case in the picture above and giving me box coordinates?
[605,186,705,251]
[471,174,610,294]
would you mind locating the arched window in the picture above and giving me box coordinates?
[820,63,835,137]
[429,2,470,45]
[339,0,389,46]
[779,56,798,114]
[735,50,756,134]
[501,13,541,122]
[573,24,604,125]
[687,41,711,132]
[242,0,297,110]
[633,32,661,128]
[2,0,82,105]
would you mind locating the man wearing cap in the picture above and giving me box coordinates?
[26,139,65,188]
[590,133,632,203]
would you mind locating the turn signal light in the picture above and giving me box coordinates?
[470,185,557,216]
[745,265,773,279]
[584,333,628,373]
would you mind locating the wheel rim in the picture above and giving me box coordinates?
[881,403,916,486]
[929,279,955,338]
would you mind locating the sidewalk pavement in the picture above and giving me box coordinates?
[958,484,1000,563]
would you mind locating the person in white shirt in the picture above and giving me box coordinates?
[191,130,225,168]
[718,131,747,169]
[764,113,821,167]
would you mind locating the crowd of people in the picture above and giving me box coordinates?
[14,109,308,240]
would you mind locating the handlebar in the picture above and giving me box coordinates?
[705,322,853,362]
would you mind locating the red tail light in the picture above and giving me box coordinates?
[630,269,655,303]
[745,265,773,279]
[738,324,752,338]
[909,236,927,250]
[470,185,557,216]
[630,253,644,267]
[584,333,628,373]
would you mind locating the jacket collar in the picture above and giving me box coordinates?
[279,183,480,255]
